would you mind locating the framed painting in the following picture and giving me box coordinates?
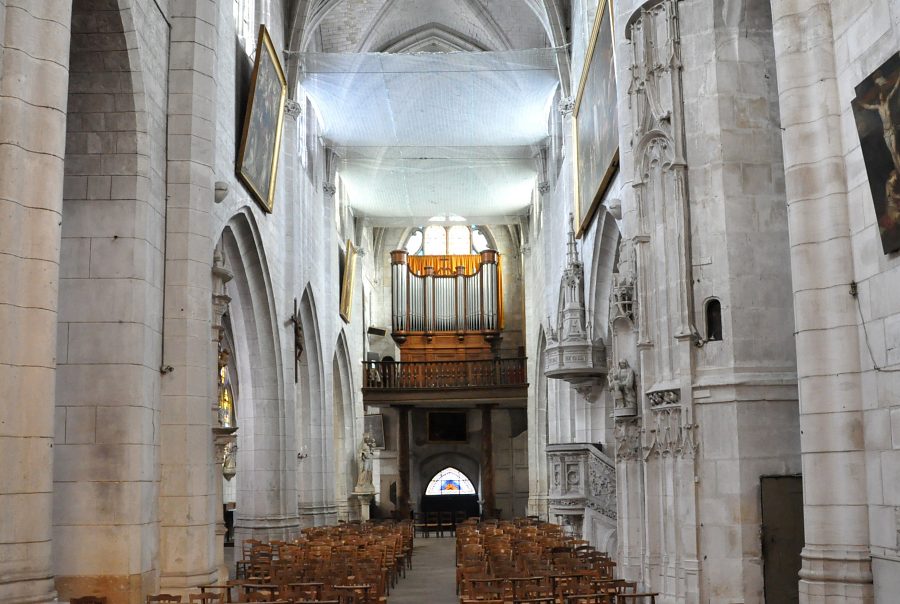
[427,411,468,443]
[573,0,619,238]
[364,414,386,449]
[237,25,288,213]
[852,52,900,254]
[339,239,359,323]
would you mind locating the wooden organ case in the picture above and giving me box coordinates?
[390,249,502,362]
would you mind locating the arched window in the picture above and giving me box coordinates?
[404,225,494,255]
[447,225,472,255]
[705,298,723,342]
[404,229,424,254]
[423,225,448,255]
[425,467,477,495]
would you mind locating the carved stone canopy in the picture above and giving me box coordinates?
[544,217,607,386]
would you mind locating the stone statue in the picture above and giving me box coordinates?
[223,441,237,481]
[355,432,377,490]
[607,359,636,409]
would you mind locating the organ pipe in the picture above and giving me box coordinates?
[390,249,500,335]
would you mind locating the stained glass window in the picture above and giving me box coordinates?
[425,467,476,495]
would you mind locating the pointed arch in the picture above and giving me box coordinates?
[296,284,336,526]
[418,452,481,498]
[221,209,296,542]
[425,467,477,495]
[331,330,358,521]
[377,23,487,53]
[588,210,622,338]
[527,328,551,519]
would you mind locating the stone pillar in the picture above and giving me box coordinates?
[770,2,873,601]
[397,406,411,518]
[159,0,219,592]
[0,2,72,602]
[480,405,495,518]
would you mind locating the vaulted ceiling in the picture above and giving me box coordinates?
[284,0,571,224]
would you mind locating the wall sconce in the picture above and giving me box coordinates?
[297,445,309,461]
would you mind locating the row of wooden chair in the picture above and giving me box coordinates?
[69,521,415,604]
[455,518,658,604]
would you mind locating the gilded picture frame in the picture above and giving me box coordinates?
[573,0,619,238]
[851,52,900,254]
[237,25,288,213]
[339,239,359,323]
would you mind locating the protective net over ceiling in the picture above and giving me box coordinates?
[298,49,562,218]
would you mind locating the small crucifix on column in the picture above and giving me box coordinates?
[291,298,304,383]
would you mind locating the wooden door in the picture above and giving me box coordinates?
[761,475,804,603]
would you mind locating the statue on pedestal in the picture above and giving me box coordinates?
[355,432,377,492]
[608,359,637,414]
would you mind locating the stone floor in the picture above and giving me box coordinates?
[390,536,457,604]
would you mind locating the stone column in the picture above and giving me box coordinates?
[159,0,219,592]
[397,406,411,518]
[770,2,873,601]
[480,404,495,518]
[0,2,72,602]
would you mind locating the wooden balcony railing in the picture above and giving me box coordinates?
[363,358,527,390]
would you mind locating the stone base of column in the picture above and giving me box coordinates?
[297,505,338,528]
[799,546,874,603]
[526,495,549,520]
[57,571,155,604]
[234,515,302,543]
[0,577,56,604]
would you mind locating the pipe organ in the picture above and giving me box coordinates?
[390,249,501,341]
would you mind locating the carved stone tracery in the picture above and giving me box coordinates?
[614,416,642,461]
[641,406,698,459]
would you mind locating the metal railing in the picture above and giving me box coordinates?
[363,358,527,390]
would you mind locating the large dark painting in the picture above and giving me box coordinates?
[237,25,287,213]
[852,52,900,254]
[427,412,468,443]
[573,0,619,238]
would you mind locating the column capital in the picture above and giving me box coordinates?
[285,99,302,119]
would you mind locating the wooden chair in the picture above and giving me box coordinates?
[464,577,505,601]
[615,594,659,603]
[244,591,280,602]
[332,583,373,604]
[188,594,223,604]
[71,597,108,604]
[564,595,615,604]
[147,596,182,604]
